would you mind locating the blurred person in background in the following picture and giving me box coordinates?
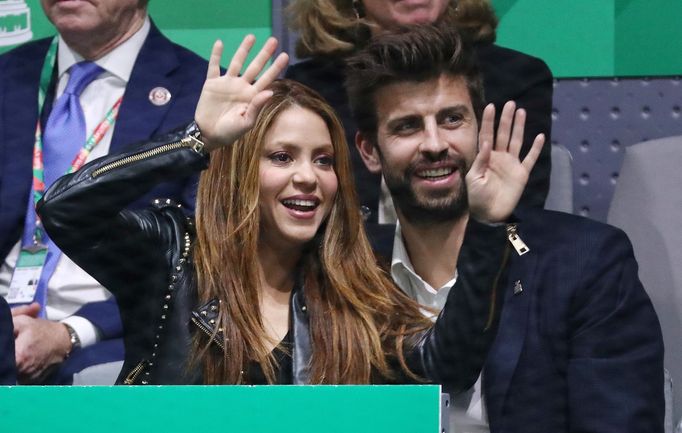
[0,0,207,384]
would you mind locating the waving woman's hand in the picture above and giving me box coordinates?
[194,35,289,151]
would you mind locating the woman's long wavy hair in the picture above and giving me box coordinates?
[288,0,497,58]
[193,79,430,384]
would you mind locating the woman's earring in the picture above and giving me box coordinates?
[352,0,365,19]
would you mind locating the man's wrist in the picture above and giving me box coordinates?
[62,323,81,357]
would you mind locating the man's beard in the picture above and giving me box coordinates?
[382,156,469,226]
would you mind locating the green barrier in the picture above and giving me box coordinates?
[0,385,445,433]
[493,0,682,77]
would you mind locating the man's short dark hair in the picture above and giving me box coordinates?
[345,24,485,143]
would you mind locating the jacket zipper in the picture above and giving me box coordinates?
[123,360,147,385]
[506,223,530,256]
[91,135,204,178]
[190,316,225,350]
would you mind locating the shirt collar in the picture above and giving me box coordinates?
[390,222,458,297]
[391,221,415,275]
[57,15,150,83]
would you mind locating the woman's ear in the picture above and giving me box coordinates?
[355,131,382,174]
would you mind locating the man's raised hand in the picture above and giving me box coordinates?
[466,101,545,223]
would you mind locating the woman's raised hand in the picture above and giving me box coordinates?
[194,35,289,151]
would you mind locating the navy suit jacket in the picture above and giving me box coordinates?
[0,21,207,382]
[0,296,16,384]
[368,209,664,433]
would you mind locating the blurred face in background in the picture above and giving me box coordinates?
[360,0,449,31]
[41,0,147,57]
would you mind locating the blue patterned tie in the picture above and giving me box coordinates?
[32,61,103,317]
[42,61,103,187]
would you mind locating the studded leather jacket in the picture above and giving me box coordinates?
[38,123,509,387]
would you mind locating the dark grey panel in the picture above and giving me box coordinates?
[271,0,299,63]
[553,77,682,221]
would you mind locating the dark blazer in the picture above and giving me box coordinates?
[0,21,207,382]
[368,209,664,433]
[285,42,553,220]
[0,296,16,384]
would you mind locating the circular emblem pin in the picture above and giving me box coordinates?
[149,87,171,106]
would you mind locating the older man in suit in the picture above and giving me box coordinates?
[347,24,664,433]
[0,0,207,384]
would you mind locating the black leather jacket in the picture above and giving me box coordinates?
[38,123,509,387]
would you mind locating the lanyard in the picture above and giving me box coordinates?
[27,37,122,246]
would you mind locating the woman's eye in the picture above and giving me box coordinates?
[269,152,292,164]
[315,155,335,167]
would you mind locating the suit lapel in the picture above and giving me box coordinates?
[484,244,538,423]
[0,40,50,257]
[110,23,180,153]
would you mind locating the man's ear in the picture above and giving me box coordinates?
[355,131,382,174]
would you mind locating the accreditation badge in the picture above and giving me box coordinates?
[6,245,48,304]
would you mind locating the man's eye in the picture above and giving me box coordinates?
[269,152,292,164]
[394,121,418,134]
[443,114,463,125]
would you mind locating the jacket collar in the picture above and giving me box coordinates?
[191,280,312,385]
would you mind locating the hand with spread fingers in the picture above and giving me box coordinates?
[194,35,289,151]
[466,101,545,223]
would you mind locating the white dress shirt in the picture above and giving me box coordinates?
[0,17,151,348]
[390,223,490,433]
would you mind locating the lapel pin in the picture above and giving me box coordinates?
[513,280,523,295]
[149,87,171,106]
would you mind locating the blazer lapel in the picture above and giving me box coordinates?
[0,40,50,256]
[110,22,180,153]
[484,246,538,424]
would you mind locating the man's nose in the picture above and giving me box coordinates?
[419,120,448,158]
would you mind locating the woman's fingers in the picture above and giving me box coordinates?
[253,52,290,91]
[224,35,289,92]
[206,40,223,80]
[242,37,279,83]
[495,101,515,151]
[227,34,256,77]
[245,90,275,122]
